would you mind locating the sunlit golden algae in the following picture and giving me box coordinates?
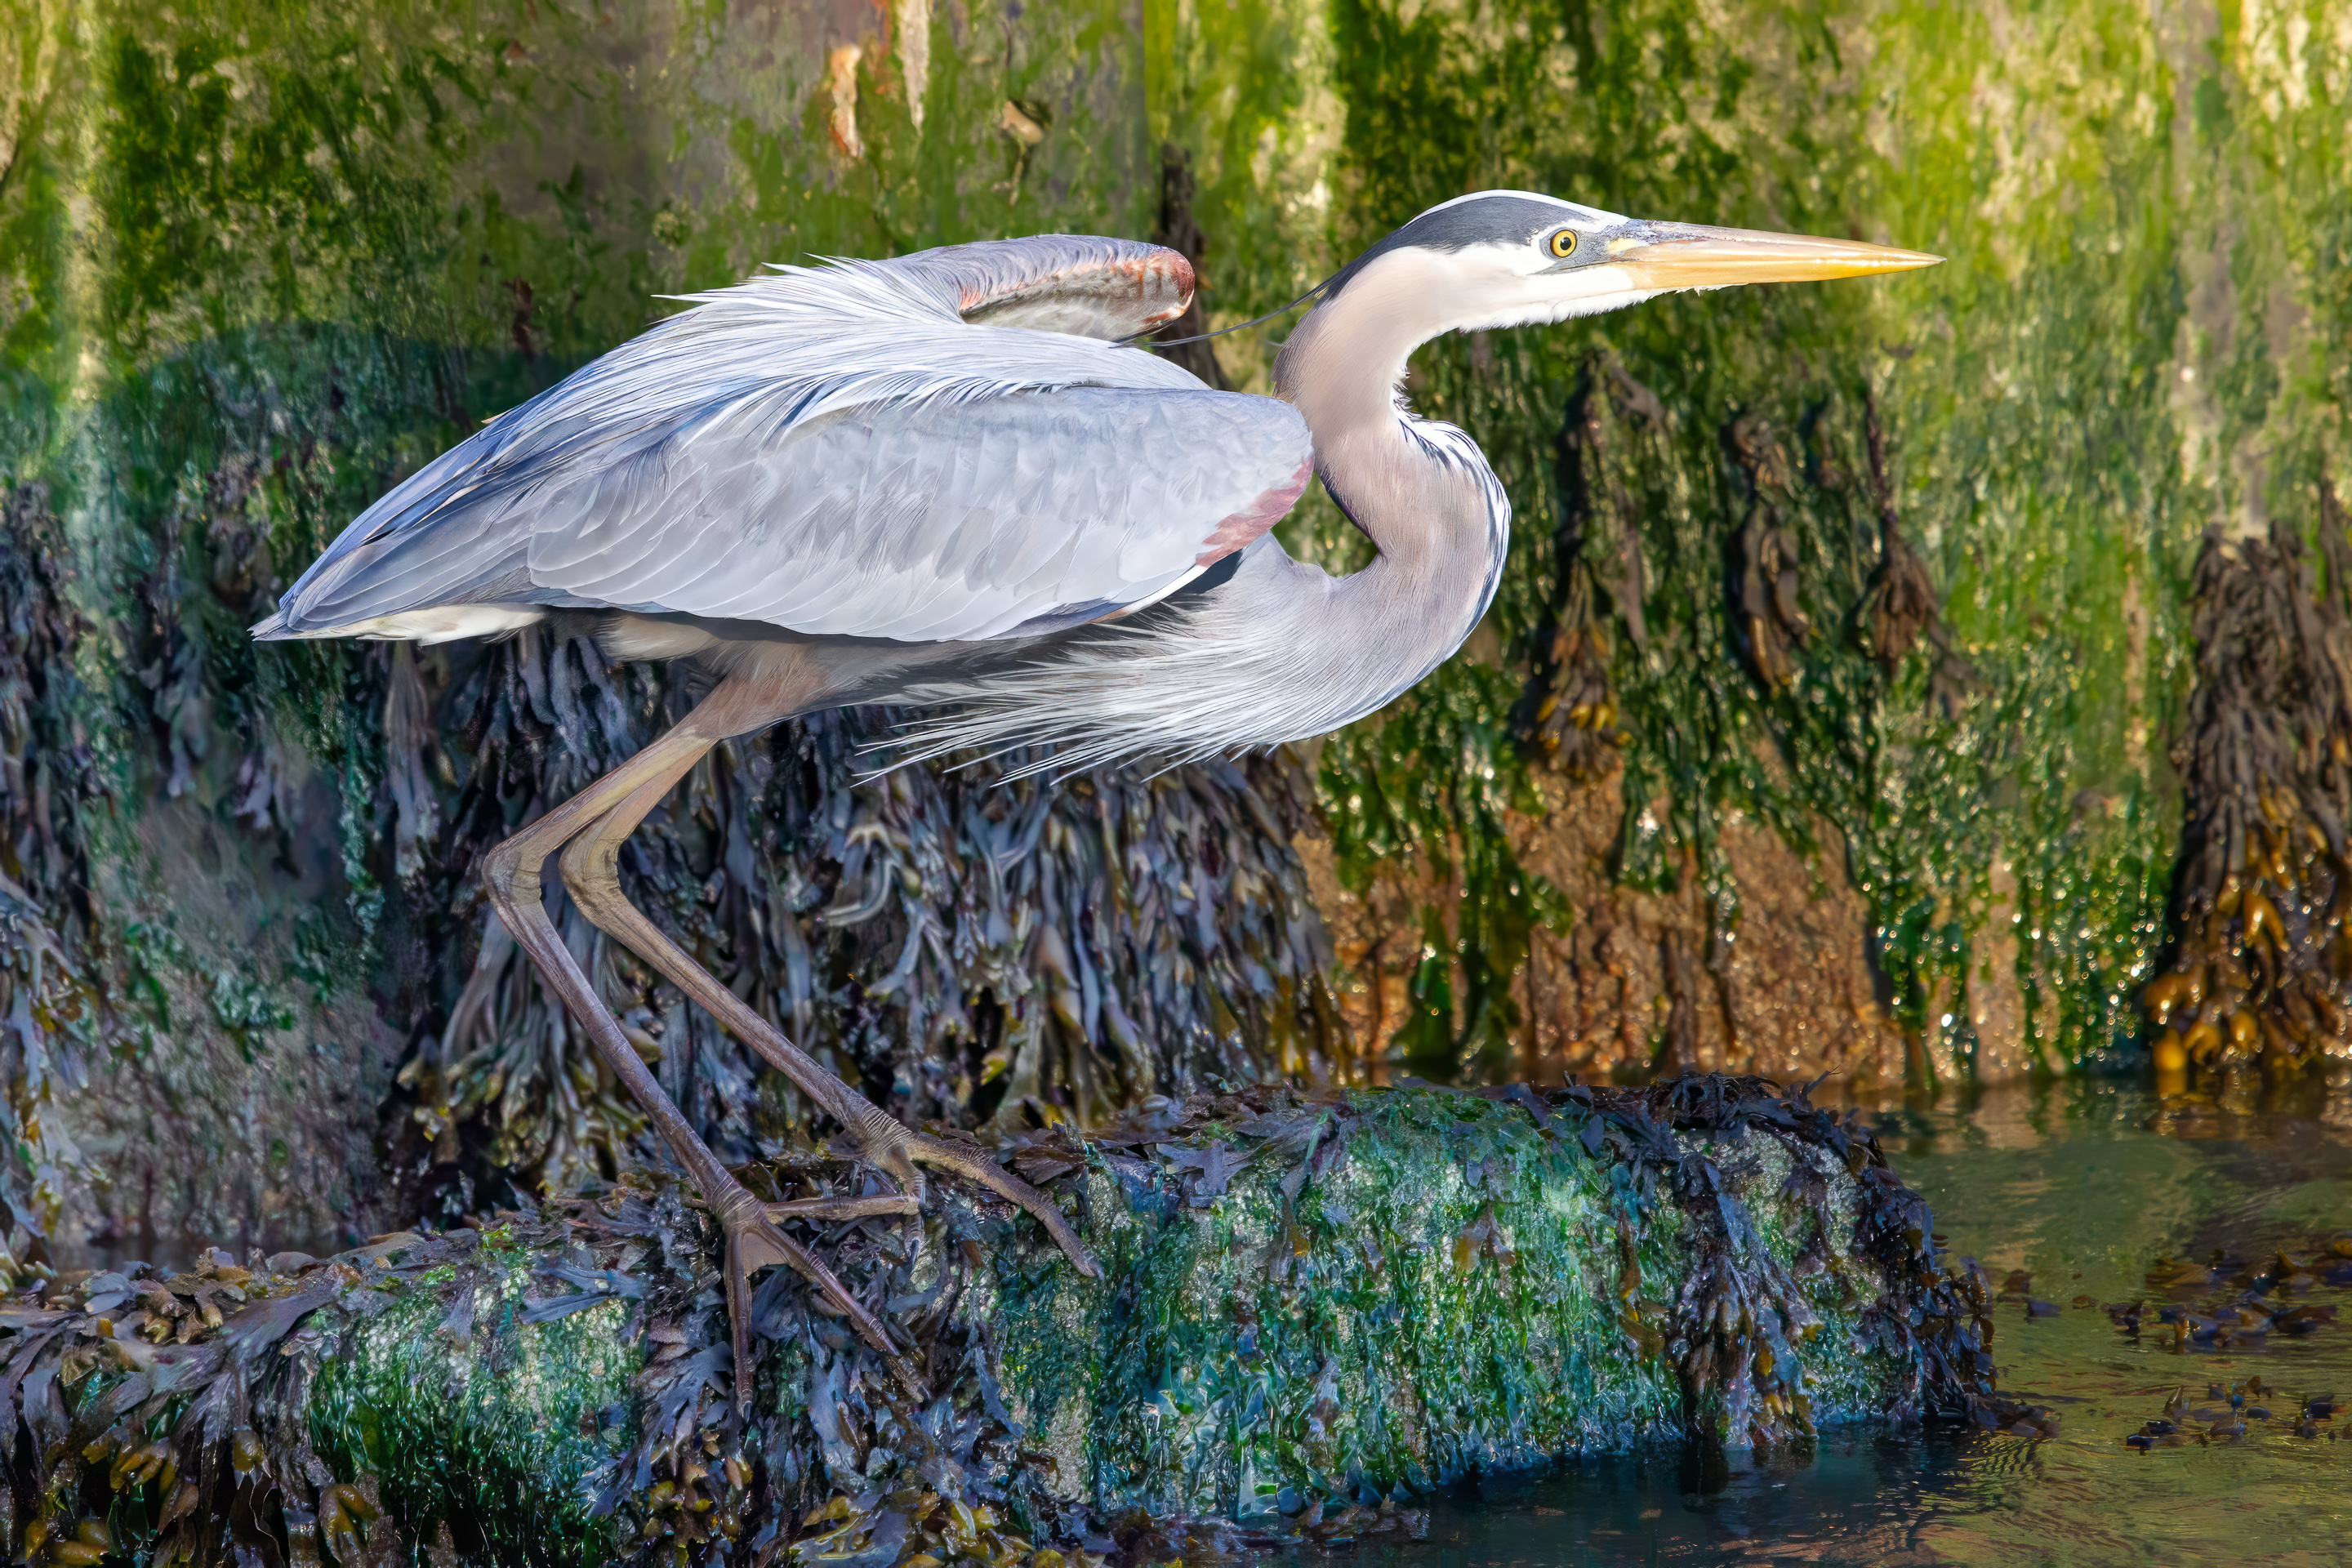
[2146,490,2352,1079]
[1512,350,1652,778]
[0,1078,1985,1565]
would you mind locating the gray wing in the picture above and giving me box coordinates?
[260,237,1312,644]
[525,387,1309,639]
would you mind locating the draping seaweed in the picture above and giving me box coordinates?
[2143,492,2352,1073]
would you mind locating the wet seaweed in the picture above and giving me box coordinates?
[0,1076,1984,1565]
[377,621,1347,1218]
[2145,491,2352,1072]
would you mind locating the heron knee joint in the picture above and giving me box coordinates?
[480,844,541,906]
[557,833,624,903]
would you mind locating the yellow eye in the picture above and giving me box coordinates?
[1548,229,1579,259]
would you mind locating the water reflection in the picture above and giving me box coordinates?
[1298,1072,2352,1567]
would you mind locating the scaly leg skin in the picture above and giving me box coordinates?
[479,680,913,1407]
[555,741,1102,1282]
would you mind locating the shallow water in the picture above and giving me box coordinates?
[1302,1074,2352,1568]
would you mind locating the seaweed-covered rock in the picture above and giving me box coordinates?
[0,1077,1988,1566]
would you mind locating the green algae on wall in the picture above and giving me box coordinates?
[1292,0,2352,1081]
[0,1078,1991,1566]
[0,0,1349,1267]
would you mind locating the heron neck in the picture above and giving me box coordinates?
[1275,255,1459,443]
[1274,271,1508,635]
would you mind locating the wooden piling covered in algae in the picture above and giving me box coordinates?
[0,1078,1989,1566]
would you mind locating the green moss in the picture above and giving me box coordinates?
[983,1086,1955,1517]
[306,1249,639,1564]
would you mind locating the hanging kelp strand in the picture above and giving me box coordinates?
[2145,491,2352,1076]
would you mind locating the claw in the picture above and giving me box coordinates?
[715,1192,905,1410]
[723,1222,777,1412]
[902,1132,1101,1279]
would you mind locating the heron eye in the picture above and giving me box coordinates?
[1547,229,1579,260]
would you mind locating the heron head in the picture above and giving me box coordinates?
[1324,190,1941,334]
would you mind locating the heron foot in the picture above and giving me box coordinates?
[548,774,1101,1282]
[713,1180,924,1401]
[838,1123,1101,1281]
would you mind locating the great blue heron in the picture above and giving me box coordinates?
[256,190,1936,1392]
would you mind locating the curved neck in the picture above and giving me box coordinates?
[1275,248,1460,444]
[866,257,1511,761]
[1273,255,1508,648]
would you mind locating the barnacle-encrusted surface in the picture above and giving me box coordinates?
[0,1077,1986,1565]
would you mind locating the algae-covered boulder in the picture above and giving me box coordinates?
[0,1079,1988,1566]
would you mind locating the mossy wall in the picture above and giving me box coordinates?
[1178,0,2352,1089]
[2,0,2349,1272]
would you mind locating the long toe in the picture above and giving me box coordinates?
[906,1132,1102,1279]
[820,1120,1100,1279]
[725,1206,902,1360]
[765,1194,920,1222]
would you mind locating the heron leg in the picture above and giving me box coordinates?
[479,678,910,1406]
[555,760,1102,1282]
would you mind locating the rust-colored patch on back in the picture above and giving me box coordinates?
[1196,459,1310,565]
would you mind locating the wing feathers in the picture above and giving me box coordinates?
[265,238,1311,645]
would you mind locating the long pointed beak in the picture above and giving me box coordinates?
[1609,221,1942,289]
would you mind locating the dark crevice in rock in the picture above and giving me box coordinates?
[1149,144,1229,392]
